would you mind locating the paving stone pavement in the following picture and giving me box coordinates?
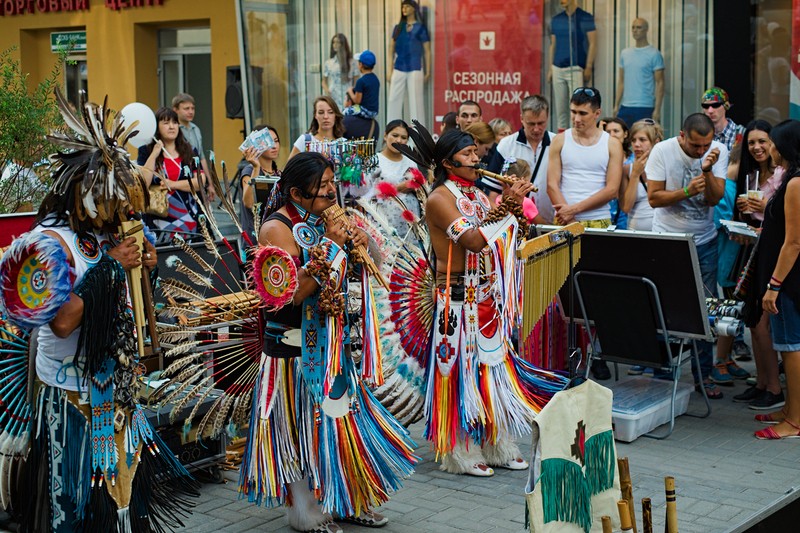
[175,358,800,533]
[2,358,795,532]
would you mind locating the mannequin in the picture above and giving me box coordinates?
[613,18,665,126]
[387,0,431,122]
[547,0,596,130]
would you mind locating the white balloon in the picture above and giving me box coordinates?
[120,102,157,148]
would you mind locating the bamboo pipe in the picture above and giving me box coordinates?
[665,477,678,533]
[601,515,613,533]
[618,457,638,533]
[473,167,539,192]
[642,498,653,533]
[618,500,633,531]
[120,219,146,358]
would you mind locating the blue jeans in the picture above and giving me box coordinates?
[693,237,719,382]
[770,292,800,351]
[617,105,654,128]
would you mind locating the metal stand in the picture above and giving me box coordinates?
[575,271,711,439]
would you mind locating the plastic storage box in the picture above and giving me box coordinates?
[610,377,693,442]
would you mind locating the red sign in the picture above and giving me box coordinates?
[0,213,36,248]
[105,0,162,10]
[433,0,544,129]
[0,0,88,16]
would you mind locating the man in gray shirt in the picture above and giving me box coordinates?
[172,92,210,177]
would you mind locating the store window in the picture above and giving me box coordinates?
[753,0,792,123]
[238,0,432,161]
[237,0,798,149]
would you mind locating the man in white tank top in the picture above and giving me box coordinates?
[547,86,623,228]
[546,87,623,381]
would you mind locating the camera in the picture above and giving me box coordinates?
[710,315,743,336]
[706,298,744,337]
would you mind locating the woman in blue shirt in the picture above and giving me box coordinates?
[387,0,430,122]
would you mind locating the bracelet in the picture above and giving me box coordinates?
[683,186,691,198]
[770,275,783,285]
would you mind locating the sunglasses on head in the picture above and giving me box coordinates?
[572,87,597,97]
[701,102,724,109]
[641,118,656,125]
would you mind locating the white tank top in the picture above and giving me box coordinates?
[560,129,611,221]
[32,223,110,391]
[628,179,654,231]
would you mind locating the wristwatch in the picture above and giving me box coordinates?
[767,282,781,292]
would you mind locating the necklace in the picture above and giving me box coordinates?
[448,174,476,192]
[573,129,601,147]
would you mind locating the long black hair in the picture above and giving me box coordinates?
[735,120,773,201]
[770,119,800,185]
[144,107,195,171]
[263,151,332,218]
[393,0,425,38]
[252,123,281,174]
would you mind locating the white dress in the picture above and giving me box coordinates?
[323,58,359,111]
[369,152,420,235]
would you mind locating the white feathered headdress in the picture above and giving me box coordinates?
[46,89,147,229]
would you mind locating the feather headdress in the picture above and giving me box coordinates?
[392,119,436,175]
[46,89,148,229]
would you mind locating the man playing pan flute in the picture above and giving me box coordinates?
[0,91,198,531]
[419,128,568,476]
[241,152,418,533]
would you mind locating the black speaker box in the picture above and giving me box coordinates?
[225,65,263,119]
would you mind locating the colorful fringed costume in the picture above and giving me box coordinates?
[0,89,199,532]
[427,179,568,473]
[238,201,418,522]
[18,223,199,532]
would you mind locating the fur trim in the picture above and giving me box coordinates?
[287,479,327,531]
[482,433,523,466]
[439,439,487,474]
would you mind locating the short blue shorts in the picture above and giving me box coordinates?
[770,291,800,352]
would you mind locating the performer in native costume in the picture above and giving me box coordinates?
[238,152,418,533]
[395,126,568,476]
[0,90,198,532]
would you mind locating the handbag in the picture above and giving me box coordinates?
[146,183,169,217]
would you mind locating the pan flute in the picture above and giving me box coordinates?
[322,204,390,290]
[516,222,584,358]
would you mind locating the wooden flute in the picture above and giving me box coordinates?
[473,167,539,192]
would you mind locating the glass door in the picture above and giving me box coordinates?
[159,54,183,109]
[64,55,88,109]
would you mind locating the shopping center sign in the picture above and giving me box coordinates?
[433,0,544,127]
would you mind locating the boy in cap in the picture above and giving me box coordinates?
[344,49,380,119]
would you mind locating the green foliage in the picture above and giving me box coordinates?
[0,46,65,214]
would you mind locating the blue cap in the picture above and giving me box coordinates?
[358,50,376,68]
